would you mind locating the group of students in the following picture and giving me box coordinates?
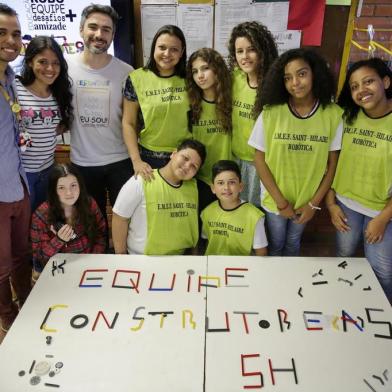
[0,2,391,335]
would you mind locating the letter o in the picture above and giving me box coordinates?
[70,314,89,329]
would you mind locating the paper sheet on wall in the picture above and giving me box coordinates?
[252,0,290,31]
[177,4,214,56]
[214,0,253,58]
[141,4,177,65]
[141,0,177,4]
[273,30,302,55]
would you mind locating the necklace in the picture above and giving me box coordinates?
[289,98,319,119]
[0,84,21,118]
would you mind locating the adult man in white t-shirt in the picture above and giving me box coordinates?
[68,4,133,231]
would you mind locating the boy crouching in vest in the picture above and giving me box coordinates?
[112,139,206,255]
[201,160,268,255]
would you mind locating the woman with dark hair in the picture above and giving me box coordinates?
[186,48,232,211]
[249,48,343,256]
[30,164,106,270]
[327,58,392,302]
[15,36,73,212]
[122,25,190,179]
[228,21,278,206]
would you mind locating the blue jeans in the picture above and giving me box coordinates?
[73,158,133,217]
[336,200,392,302]
[265,211,306,256]
[26,165,53,213]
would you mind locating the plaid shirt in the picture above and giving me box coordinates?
[31,198,106,266]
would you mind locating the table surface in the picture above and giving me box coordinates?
[0,254,391,391]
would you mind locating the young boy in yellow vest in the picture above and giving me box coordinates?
[201,160,267,255]
[112,139,206,255]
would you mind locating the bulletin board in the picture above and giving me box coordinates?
[138,0,301,65]
[0,254,391,391]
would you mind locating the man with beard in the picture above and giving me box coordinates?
[67,4,134,243]
[0,3,31,336]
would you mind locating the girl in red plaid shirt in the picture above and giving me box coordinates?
[31,164,106,271]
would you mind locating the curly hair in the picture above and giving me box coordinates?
[47,164,98,245]
[19,36,73,129]
[145,25,187,78]
[228,21,278,117]
[337,57,392,125]
[186,48,232,133]
[257,48,335,115]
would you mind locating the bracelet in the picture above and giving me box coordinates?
[277,201,289,211]
[308,202,321,211]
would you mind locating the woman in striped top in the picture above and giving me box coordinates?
[15,36,73,212]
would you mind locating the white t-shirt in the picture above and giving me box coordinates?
[113,176,147,254]
[67,54,134,166]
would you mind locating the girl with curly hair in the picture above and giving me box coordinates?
[249,48,343,256]
[326,58,392,302]
[30,164,106,273]
[15,36,73,212]
[186,48,232,210]
[122,25,190,180]
[228,21,278,206]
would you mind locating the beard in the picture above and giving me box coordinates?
[84,39,110,55]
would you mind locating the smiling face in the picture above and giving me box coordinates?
[153,33,183,76]
[80,12,114,55]
[191,57,217,99]
[0,13,21,66]
[349,66,390,117]
[211,170,243,208]
[56,175,80,208]
[284,58,314,103]
[29,48,60,87]
[234,36,259,79]
[169,148,202,182]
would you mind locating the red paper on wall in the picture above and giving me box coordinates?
[288,0,326,46]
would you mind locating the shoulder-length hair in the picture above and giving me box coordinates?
[186,48,232,133]
[47,164,97,244]
[228,21,278,117]
[144,25,187,78]
[19,36,73,129]
[257,48,335,116]
[337,57,392,125]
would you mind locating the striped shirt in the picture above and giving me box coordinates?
[15,79,61,172]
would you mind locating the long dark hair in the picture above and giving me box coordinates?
[228,21,278,118]
[257,48,335,116]
[19,36,73,129]
[145,25,187,78]
[337,57,392,125]
[186,48,232,133]
[47,164,97,244]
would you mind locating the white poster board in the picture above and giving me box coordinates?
[0,254,207,391]
[0,255,391,391]
[205,256,392,391]
[2,0,112,73]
